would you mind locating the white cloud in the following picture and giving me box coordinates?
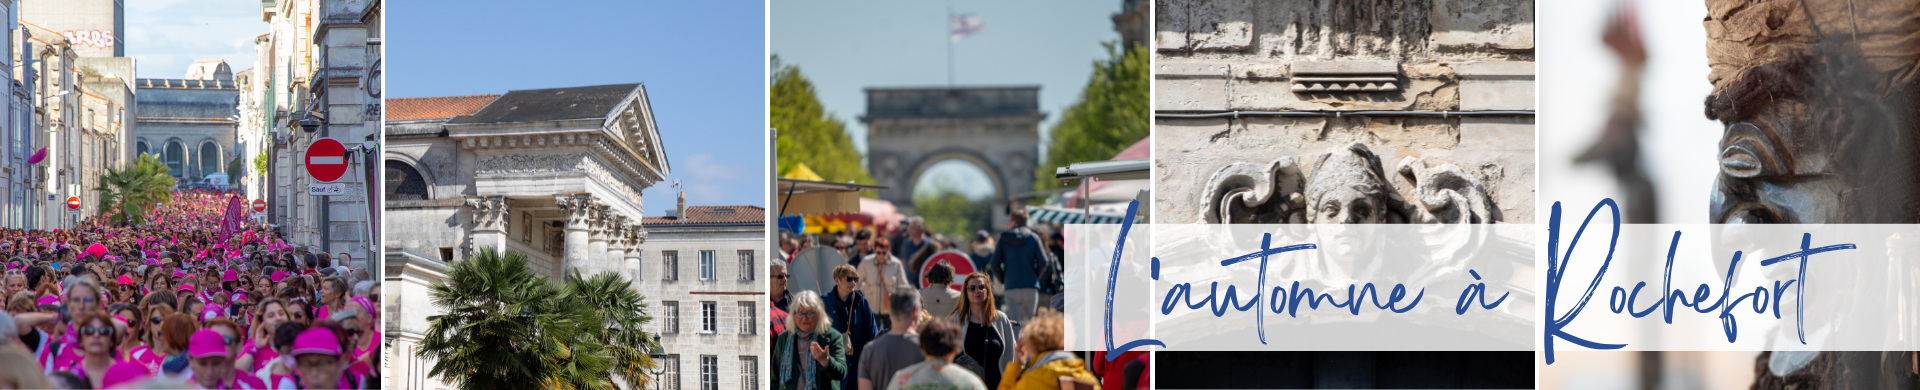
[122,0,265,78]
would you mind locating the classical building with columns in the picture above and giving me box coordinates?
[383,83,666,277]
[383,83,680,390]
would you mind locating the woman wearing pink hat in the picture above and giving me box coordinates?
[291,321,365,389]
[199,318,269,389]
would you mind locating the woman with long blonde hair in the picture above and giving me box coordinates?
[950,272,1015,389]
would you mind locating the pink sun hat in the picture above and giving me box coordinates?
[172,271,186,278]
[187,328,229,358]
[116,275,135,286]
[271,271,289,283]
[290,326,342,357]
[85,243,108,258]
[99,360,152,389]
[221,269,239,283]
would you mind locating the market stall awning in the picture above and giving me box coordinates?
[776,178,889,215]
[1026,205,1126,225]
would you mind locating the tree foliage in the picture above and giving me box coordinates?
[913,178,993,239]
[771,56,876,189]
[418,248,659,390]
[94,153,177,225]
[1034,42,1150,193]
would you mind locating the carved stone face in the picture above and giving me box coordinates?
[1306,143,1393,225]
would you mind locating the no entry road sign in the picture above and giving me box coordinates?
[66,196,80,210]
[252,199,266,213]
[304,138,348,183]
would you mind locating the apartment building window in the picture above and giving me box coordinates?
[699,250,716,281]
[662,251,679,281]
[738,250,754,281]
[700,356,719,390]
[740,356,758,390]
[662,355,681,390]
[700,302,717,333]
[738,301,755,335]
[663,301,679,334]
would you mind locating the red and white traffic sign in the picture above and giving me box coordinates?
[252,199,266,213]
[66,196,80,210]
[303,138,348,183]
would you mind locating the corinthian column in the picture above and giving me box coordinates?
[587,204,612,275]
[555,194,597,275]
[626,223,648,282]
[606,219,629,280]
[464,196,511,256]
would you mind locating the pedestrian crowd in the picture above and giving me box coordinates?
[0,190,378,389]
[770,209,1149,390]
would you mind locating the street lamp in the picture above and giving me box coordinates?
[649,344,668,390]
[298,111,324,133]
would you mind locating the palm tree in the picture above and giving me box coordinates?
[94,153,177,225]
[419,248,558,389]
[565,271,660,390]
[418,248,658,390]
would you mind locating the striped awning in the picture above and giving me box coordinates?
[1025,206,1125,225]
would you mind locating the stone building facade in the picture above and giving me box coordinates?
[20,0,122,58]
[1153,0,1536,224]
[384,84,768,390]
[247,0,380,262]
[134,62,238,183]
[384,83,665,276]
[639,199,766,390]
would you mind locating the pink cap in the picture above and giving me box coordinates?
[290,326,341,357]
[271,271,289,283]
[172,270,186,278]
[232,293,249,302]
[187,329,229,358]
[144,259,160,266]
[35,295,59,307]
[222,269,239,282]
[116,275,135,286]
[176,284,194,293]
[100,360,152,389]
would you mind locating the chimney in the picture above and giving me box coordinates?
[676,191,687,220]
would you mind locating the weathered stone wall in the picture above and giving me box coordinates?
[1154,0,1535,224]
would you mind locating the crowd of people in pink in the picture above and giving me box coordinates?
[0,190,378,389]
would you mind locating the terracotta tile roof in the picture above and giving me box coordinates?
[642,205,766,225]
[386,94,500,121]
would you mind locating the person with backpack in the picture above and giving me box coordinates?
[986,209,1059,325]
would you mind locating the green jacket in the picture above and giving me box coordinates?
[773,327,849,390]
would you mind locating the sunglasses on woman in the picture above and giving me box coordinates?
[79,326,113,336]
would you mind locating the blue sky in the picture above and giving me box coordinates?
[389,0,767,215]
[124,0,262,78]
[772,0,1127,199]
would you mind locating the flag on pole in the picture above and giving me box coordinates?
[950,13,984,42]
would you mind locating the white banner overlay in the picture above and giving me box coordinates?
[1064,223,1537,353]
[1063,200,1920,364]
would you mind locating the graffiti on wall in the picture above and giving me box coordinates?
[61,30,115,50]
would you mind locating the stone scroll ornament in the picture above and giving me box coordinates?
[1200,143,1497,225]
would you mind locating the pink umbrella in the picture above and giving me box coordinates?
[26,147,44,165]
